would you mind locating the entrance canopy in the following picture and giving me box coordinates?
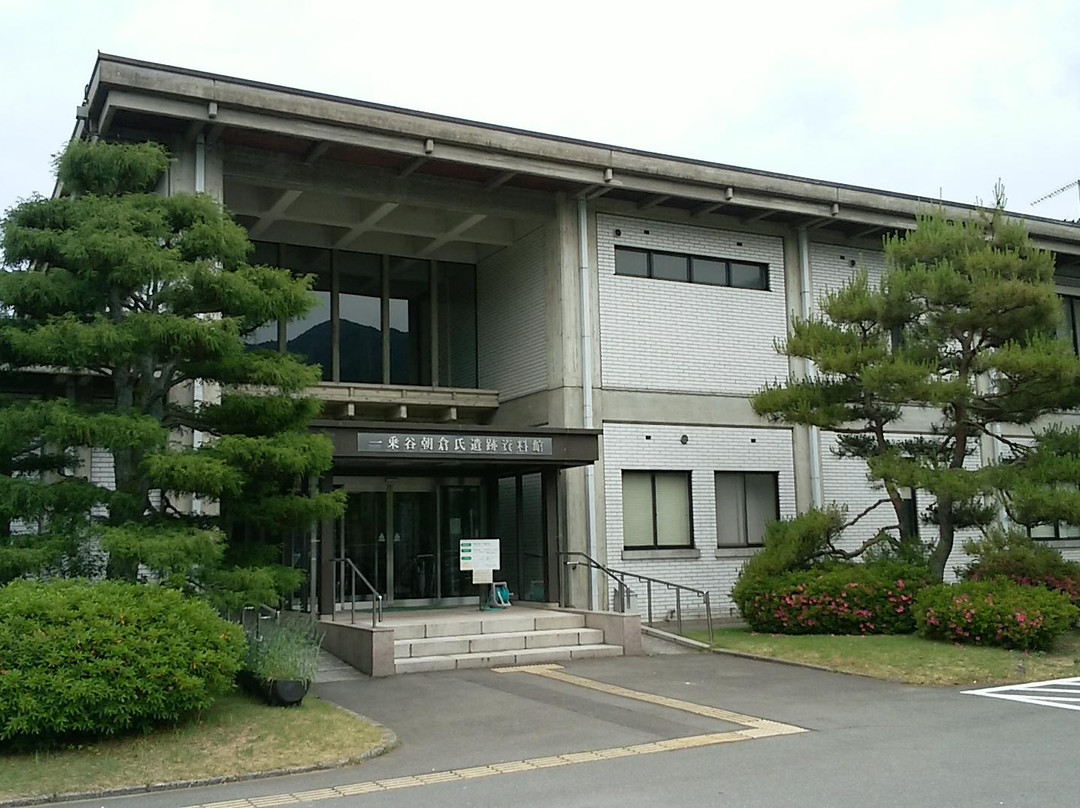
[315,421,599,475]
[314,421,597,613]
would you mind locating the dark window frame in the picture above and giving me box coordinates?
[615,246,770,292]
[622,470,695,550]
[714,471,780,548]
[1028,522,1080,542]
[248,241,479,390]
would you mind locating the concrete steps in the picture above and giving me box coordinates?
[394,610,623,674]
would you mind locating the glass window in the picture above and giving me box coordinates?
[614,246,769,291]
[615,248,649,277]
[715,472,778,547]
[691,257,727,286]
[281,245,332,381]
[245,242,478,390]
[388,257,432,386]
[244,242,281,350]
[437,262,478,388]
[899,489,918,540]
[336,251,383,384]
[729,262,768,290]
[622,471,693,549]
[651,253,689,282]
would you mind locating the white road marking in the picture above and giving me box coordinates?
[963,676,1080,712]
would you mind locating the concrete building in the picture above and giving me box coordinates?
[70,53,1080,622]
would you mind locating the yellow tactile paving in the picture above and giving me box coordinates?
[178,666,807,808]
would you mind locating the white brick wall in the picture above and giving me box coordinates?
[602,422,796,618]
[477,227,548,401]
[596,214,789,395]
[90,448,115,518]
[810,242,887,315]
[820,431,980,580]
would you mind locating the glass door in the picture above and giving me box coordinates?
[390,489,437,600]
[440,485,483,599]
[342,491,387,602]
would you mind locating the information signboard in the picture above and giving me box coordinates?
[459,538,500,571]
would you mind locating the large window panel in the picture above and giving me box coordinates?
[244,241,282,350]
[389,257,432,386]
[437,261,478,388]
[281,245,332,381]
[336,251,383,383]
[247,241,479,390]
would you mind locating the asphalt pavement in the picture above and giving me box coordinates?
[50,648,1079,808]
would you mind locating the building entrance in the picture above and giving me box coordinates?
[338,478,484,605]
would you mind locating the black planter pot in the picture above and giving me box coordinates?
[238,670,310,706]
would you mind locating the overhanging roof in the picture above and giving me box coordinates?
[75,53,1080,258]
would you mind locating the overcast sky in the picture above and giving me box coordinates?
[1,0,1078,223]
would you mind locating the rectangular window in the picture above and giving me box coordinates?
[615,246,768,291]
[622,471,693,549]
[715,472,779,547]
[898,489,918,540]
[1030,522,1080,541]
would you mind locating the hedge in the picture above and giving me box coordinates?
[732,562,931,635]
[0,580,245,747]
[914,579,1079,651]
[961,532,1080,608]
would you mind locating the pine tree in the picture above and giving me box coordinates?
[752,192,1080,581]
[0,140,345,604]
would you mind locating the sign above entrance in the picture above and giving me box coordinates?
[358,433,553,457]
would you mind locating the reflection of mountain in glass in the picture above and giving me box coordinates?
[255,320,416,383]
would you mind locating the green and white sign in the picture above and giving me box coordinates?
[459,538,500,572]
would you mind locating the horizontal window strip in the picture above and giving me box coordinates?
[614,246,769,291]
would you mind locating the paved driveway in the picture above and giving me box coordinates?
[55,651,1079,808]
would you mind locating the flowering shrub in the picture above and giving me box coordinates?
[915,579,1079,652]
[732,562,931,635]
[961,530,1080,609]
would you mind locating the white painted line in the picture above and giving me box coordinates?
[963,677,1080,712]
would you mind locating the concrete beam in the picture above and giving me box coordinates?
[303,141,330,165]
[638,194,671,211]
[224,146,554,221]
[417,213,487,257]
[247,189,302,238]
[691,201,727,218]
[398,156,428,178]
[483,171,516,191]
[332,201,399,250]
[743,209,775,223]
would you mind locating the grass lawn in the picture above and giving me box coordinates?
[687,628,1080,686]
[0,692,387,802]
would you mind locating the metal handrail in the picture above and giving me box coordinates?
[559,550,634,614]
[559,550,713,645]
[331,557,383,628]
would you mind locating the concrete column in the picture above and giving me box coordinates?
[546,195,583,427]
[782,229,816,513]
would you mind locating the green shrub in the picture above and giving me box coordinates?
[961,528,1080,608]
[915,579,1079,651]
[733,508,846,590]
[733,562,930,635]
[0,580,245,747]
